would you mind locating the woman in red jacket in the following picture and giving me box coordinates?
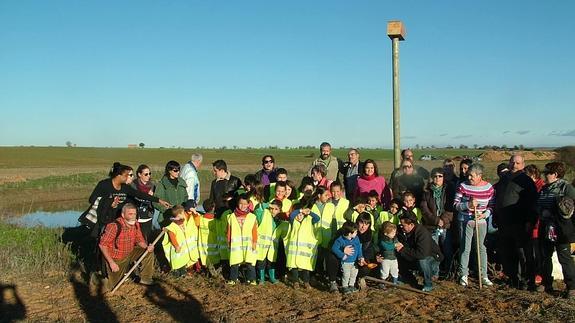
[353,159,391,209]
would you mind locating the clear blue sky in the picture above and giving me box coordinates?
[1,0,574,148]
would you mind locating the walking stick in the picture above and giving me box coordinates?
[474,208,482,290]
[111,229,166,294]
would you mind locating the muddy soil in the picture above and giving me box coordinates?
[3,269,575,322]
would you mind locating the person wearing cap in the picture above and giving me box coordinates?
[495,154,538,290]
[536,162,575,297]
[420,167,455,279]
[162,204,200,277]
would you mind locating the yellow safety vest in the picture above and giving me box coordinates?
[217,210,232,260]
[268,220,290,262]
[312,202,336,248]
[162,218,199,270]
[198,215,220,266]
[228,212,258,266]
[349,210,376,232]
[285,215,319,271]
[333,198,350,230]
[257,209,274,261]
[279,198,292,214]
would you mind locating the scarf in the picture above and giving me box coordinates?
[136,178,153,194]
[361,174,377,181]
[234,207,250,217]
[431,184,444,216]
[359,228,372,244]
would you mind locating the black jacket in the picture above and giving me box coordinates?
[209,173,242,214]
[495,171,538,227]
[339,160,365,199]
[397,223,442,262]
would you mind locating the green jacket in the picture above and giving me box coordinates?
[153,176,188,225]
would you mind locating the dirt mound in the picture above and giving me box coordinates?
[480,150,557,162]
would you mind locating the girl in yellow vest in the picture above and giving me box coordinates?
[255,199,283,284]
[377,198,403,229]
[273,181,293,214]
[216,192,235,273]
[402,191,423,223]
[197,199,221,275]
[286,197,321,289]
[344,197,376,232]
[330,182,350,231]
[311,186,336,279]
[226,194,259,285]
[162,205,199,277]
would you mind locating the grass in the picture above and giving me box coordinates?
[0,221,74,276]
[0,172,105,191]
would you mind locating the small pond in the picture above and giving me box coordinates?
[7,210,82,228]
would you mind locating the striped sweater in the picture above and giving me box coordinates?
[454,181,495,221]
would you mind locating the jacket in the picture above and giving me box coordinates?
[495,170,538,227]
[180,161,201,202]
[420,182,455,231]
[397,223,442,262]
[309,155,341,182]
[153,176,189,225]
[331,235,363,263]
[209,172,242,213]
[339,160,365,200]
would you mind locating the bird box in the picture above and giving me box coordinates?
[387,21,406,40]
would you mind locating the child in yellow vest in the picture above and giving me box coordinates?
[330,182,350,231]
[255,199,283,284]
[198,199,221,276]
[377,198,403,232]
[402,191,422,223]
[272,181,293,214]
[226,194,258,285]
[311,186,336,279]
[162,205,200,277]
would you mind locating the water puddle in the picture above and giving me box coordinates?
[8,210,82,228]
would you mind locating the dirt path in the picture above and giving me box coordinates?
[3,271,575,322]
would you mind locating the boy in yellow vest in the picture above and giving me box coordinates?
[311,186,336,279]
[226,194,258,285]
[255,199,283,284]
[162,205,200,277]
[402,191,422,223]
[330,182,350,231]
[198,199,221,276]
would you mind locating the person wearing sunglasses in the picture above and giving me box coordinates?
[255,155,277,187]
[390,160,425,203]
[129,164,156,241]
[389,149,430,185]
[154,160,189,227]
[420,167,455,280]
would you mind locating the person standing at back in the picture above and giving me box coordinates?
[180,153,202,204]
[309,142,341,182]
[390,149,429,184]
[339,148,364,200]
[255,155,277,187]
[209,160,242,216]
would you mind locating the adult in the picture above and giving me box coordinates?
[309,142,341,182]
[457,158,473,187]
[99,203,156,290]
[536,162,575,297]
[495,154,538,290]
[524,164,545,286]
[390,149,429,183]
[390,159,425,203]
[454,163,495,287]
[442,159,458,188]
[396,211,442,292]
[153,161,189,227]
[130,164,156,241]
[209,159,242,215]
[355,212,377,290]
[354,159,392,210]
[255,155,277,186]
[339,148,364,200]
[420,167,455,278]
[180,153,202,204]
[79,162,169,237]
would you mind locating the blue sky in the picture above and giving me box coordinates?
[1,1,574,148]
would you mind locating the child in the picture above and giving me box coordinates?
[311,186,336,277]
[273,181,293,213]
[402,191,422,223]
[226,194,259,285]
[377,198,403,230]
[366,190,383,219]
[377,221,399,286]
[331,221,365,294]
[286,197,321,289]
[162,205,200,277]
[265,168,289,201]
[255,199,283,284]
[198,199,220,276]
[330,181,350,230]
[345,196,375,231]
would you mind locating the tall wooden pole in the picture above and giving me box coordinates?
[387,21,406,169]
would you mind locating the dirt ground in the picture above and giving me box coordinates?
[2,268,575,323]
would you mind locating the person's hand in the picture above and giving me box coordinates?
[358,258,367,266]
[111,196,120,209]
[301,208,311,216]
[570,243,575,254]
[252,242,257,251]
[159,199,171,208]
[343,245,355,256]
[475,212,485,220]
[175,246,182,253]
[395,242,404,251]
[146,244,154,253]
[468,197,479,210]
[376,255,384,263]
[109,261,119,272]
[438,219,444,228]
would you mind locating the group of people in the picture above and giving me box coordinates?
[78,142,575,297]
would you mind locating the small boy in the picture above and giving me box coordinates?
[198,199,220,276]
[377,221,399,286]
[331,221,365,294]
[255,199,283,284]
[226,194,258,285]
[162,205,199,277]
[402,191,422,223]
[330,181,350,230]
[366,190,383,218]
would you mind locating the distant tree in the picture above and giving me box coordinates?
[415,144,420,149]
[473,144,478,149]
[232,145,238,149]
[445,145,454,149]
[502,144,508,150]
[519,144,525,150]
[459,144,468,149]
[431,145,436,149]
[65,141,73,147]
[139,142,145,148]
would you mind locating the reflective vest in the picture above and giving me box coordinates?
[228,212,258,266]
[162,218,199,270]
[217,211,232,260]
[349,210,376,231]
[279,198,292,214]
[257,209,274,261]
[268,220,290,262]
[377,211,400,227]
[285,215,319,271]
[198,215,220,266]
[312,203,336,248]
[333,198,350,230]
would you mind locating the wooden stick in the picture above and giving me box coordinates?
[111,229,166,294]
[364,276,436,296]
[475,208,483,290]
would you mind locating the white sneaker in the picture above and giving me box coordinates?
[482,277,493,286]
[459,276,468,286]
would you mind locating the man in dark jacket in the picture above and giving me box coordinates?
[396,211,442,292]
[339,148,364,201]
[495,154,538,290]
[209,159,242,216]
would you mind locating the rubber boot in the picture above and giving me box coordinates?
[258,269,266,285]
[268,268,278,284]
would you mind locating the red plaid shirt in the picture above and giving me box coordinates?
[99,218,146,260]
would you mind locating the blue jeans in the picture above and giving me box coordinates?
[419,257,439,288]
[458,219,487,277]
[398,255,438,288]
[431,228,453,276]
